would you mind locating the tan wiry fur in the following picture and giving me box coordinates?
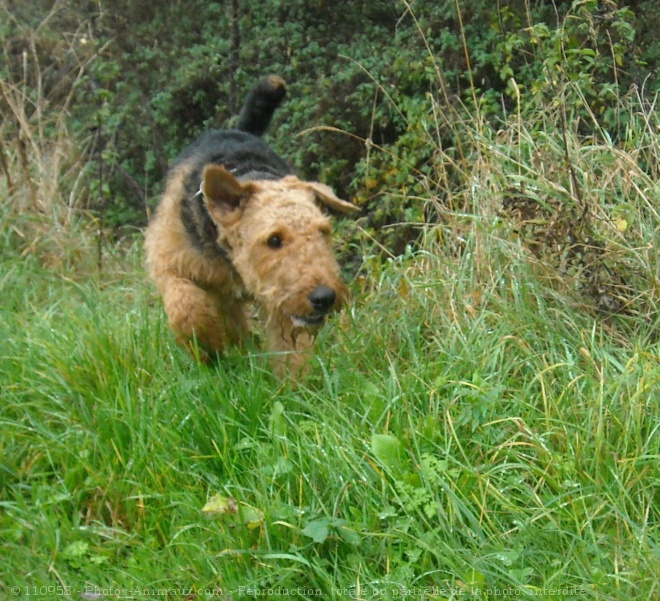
[145,163,358,376]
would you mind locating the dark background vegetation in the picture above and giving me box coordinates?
[1,0,658,241]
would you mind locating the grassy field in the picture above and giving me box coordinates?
[2,215,658,600]
[2,40,660,601]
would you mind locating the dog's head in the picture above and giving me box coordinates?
[202,165,358,332]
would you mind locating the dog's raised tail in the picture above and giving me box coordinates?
[236,75,287,137]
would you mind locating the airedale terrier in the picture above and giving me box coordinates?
[144,76,358,375]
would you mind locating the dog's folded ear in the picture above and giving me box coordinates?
[306,181,360,214]
[202,165,255,221]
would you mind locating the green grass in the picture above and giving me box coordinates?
[1,219,658,600]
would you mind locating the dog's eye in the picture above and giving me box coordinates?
[267,234,283,249]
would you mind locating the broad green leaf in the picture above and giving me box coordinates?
[371,433,404,473]
[302,519,330,544]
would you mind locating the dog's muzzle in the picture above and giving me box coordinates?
[290,285,337,328]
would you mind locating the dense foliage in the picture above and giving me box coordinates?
[2,0,658,231]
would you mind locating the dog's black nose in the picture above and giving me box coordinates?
[308,285,336,313]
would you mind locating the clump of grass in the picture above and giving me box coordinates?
[0,9,118,275]
[484,84,659,323]
[399,78,660,334]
